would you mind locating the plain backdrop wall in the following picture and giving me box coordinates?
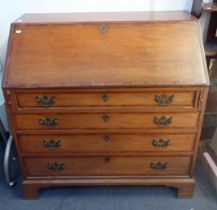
[0,0,193,66]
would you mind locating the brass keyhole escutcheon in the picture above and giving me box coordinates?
[102,93,109,102]
[103,113,110,122]
[104,133,110,142]
[103,156,111,163]
[100,25,108,33]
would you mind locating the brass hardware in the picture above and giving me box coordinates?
[103,156,111,163]
[152,139,170,149]
[102,93,109,102]
[103,133,110,142]
[8,101,12,108]
[43,140,62,149]
[6,90,13,108]
[36,95,56,107]
[103,113,110,122]
[199,91,204,109]
[154,116,172,126]
[155,94,174,106]
[47,162,65,171]
[150,162,168,170]
[100,25,108,33]
[6,90,12,95]
[39,118,58,128]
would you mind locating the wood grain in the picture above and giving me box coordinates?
[16,90,195,108]
[18,133,195,153]
[15,12,196,23]
[15,112,199,130]
[4,21,208,88]
[3,12,209,199]
[24,156,191,177]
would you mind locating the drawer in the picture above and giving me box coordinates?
[15,90,196,108]
[15,112,199,130]
[24,156,191,177]
[19,133,195,153]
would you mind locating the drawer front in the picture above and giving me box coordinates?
[15,91,196,108]
[24,156,191,177]
[15,113,199,130]
[19,133,195,153]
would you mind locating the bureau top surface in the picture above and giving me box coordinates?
[3,12,209,88]
[15,12,195,23]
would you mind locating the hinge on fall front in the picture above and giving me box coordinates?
[198,90,204,109]
[6,90,13,109]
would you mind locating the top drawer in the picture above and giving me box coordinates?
[14,89,197,109]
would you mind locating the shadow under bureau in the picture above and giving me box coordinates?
[3,12,209,199]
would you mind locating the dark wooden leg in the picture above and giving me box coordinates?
[23,183,40,200]
[176,183,195,199]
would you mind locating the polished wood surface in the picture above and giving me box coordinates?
[3,12,209,199]
[16,12,196,23]
[19,133,195,153]
[24,156,191,177]
[4,19,208,88]
[15,112,199,130]
[16,90,195,108]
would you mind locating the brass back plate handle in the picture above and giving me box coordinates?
[154,116,172,126]
[150,162,168,170]
[47,162,65,171]
[39,118,59,128]
[152,139,170,149]
[36,95,56,107]
[43,140,62,149]
[155,94,174,106]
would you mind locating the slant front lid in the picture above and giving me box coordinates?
[3,12,209,88]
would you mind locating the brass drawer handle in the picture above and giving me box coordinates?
[39,118,59,128]
[43,140,62,149]
[152,139,170,149]
[154,116,172,126]
[150,162,168,170]
[103,113,110,122]
[103,156,111,163]
[47,162,65,171]
[36,95,56,107]
[155,94,174,106]
[102,93,109,102]
[103,133,110,142]
[100,25,108,33]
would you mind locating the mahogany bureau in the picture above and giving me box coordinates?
[3,12,209,199]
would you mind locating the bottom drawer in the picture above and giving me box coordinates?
[24,156,191,177]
